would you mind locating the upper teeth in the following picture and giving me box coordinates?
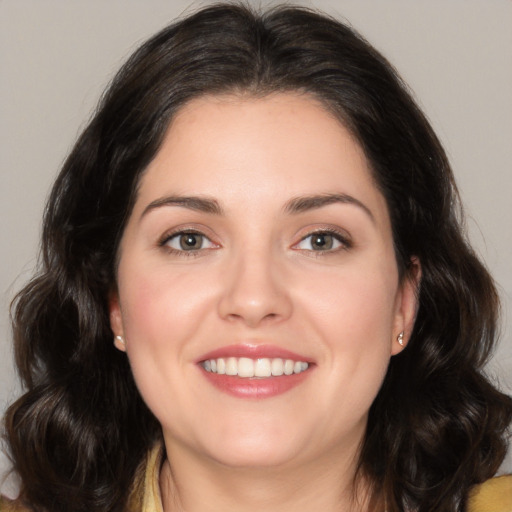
[202,357,309,378]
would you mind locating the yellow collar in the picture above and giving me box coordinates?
[129,442,512,512]
[127,442,165,512]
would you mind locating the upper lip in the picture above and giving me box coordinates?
[196,343,314,363]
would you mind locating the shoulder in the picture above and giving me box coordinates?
[0,495,30,512]
[0,444,164,512]
[467,475,512,512]
[126,441,165,512]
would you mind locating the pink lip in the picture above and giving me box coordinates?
[196,344,315,399]
[196,344,313,363]
[200,371,312,399]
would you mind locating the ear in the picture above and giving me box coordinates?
[391,257,421,355]
[109,290,126,352]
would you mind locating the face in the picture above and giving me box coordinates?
[110,93,418,471]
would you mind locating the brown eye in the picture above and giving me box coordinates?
[180,233,202,250]
[311,233,334,250]
[295,231,348,252]
[164,231,215,252]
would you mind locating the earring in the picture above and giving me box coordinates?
[397,332,404,346]
[115,335,125,346]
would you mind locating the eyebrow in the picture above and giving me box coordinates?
[283,193,375,222]
[141,195,223,218]
[140,192,374,223]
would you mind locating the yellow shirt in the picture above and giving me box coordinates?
[468,474,512,512]
[127,444,512,512]
[2,444,511,511]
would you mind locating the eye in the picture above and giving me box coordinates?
[162,231,216,252]
[295,231,349,251]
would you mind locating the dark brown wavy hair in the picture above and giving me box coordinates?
[3,3,511,511]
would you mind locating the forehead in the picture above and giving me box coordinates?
[134,92,389,227]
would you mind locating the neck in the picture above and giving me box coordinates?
[159,439,373,512]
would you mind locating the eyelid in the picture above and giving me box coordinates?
[158,225,220,254]
[292,226,353,252]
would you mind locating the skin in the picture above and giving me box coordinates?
[110,93,420,511]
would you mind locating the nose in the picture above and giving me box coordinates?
[217,248,293,328]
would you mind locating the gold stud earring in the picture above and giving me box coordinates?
[397,332,404,346]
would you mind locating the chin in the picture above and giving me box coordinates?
[206,438,303,469]
[194,417,309,469]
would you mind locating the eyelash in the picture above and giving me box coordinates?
[294,229,352,255]
[158,229,217,257]
[158,228,352,257]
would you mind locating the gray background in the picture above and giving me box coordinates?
[1,0,511,494]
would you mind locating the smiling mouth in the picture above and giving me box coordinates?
[201,357,309,378]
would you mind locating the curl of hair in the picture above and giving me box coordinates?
[3,3,511,511]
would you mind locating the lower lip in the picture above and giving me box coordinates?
[199,368,312,399]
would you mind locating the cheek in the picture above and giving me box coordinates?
[297,258,398,340]
[115,261,216,409]
[118,260,214,340]
[294,260,398,413]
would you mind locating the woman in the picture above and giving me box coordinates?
[2,3,511,511]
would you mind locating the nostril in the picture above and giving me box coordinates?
[217,266,293,326]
